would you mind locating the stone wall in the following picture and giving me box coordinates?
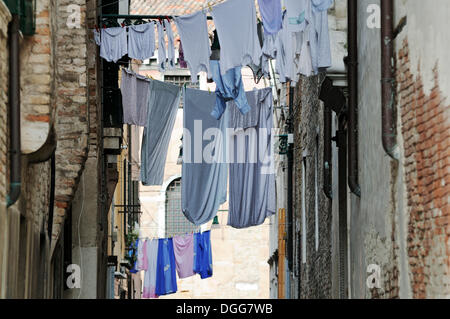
[0,1,11,206]
[293,75,333,299]
[0,0,11,299]
[52,0,91,246]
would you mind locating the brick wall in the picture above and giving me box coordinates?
[397,38,450,298]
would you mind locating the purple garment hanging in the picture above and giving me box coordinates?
[178,41,187,68]
[173,234,195,279]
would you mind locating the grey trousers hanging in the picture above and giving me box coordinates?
[140,80,181,186]
[227,87,276,228]
[182,88,228,225]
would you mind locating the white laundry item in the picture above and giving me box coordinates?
[312,0,333,12]
[275,13,301,84]
[128,22,156,61]
[262,33,278,59]
[142,239,159,299]
[285,0,308,32]
[93,29,101,46]
[211,0,262,75]
[100,27,127,63]
[311,5,332,72]
[136,239,146,270]
[173,11,211,83]
[157,21,167,72]
[298,28,313,77]
[164,20,175,69]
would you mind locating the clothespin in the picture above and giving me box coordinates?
[166,16,171,22]
[208,1,213,12]
[208,87,211,94]
[95,24,99,32]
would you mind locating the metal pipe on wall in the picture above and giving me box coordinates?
[323,105,332,199]
[287,86,294,273]
[347,0,361,197]
[380,0,399,160]
[7,14,21,207]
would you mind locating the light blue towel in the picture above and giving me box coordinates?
[140,79,181,185]
[182,88,228,225]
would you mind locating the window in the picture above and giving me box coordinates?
[164,75,199,108]
[165,178,199,237]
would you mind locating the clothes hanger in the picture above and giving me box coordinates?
[123,18,133,26]
[133,18,146,25]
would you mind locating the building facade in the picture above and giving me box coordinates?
[271,0,450,299]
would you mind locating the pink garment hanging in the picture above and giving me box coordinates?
[173,233,195,279]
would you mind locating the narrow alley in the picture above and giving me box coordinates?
[0,0,449,302]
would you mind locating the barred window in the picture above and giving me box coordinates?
[165,178,199,237]
[164,75,199,109]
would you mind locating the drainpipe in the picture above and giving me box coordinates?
[347,0,361,197]
[286,85,294,273]
[7,14,21,207]
[380,0,399,160]
[323,104,332,199]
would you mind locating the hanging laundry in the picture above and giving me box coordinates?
[211,0,262,75]
[120,68,150,127]
[193,231,213,279]
[136,238,147,271]
[257,0,283,35]
[174,11,211,83]
[93,29,101,46]
[100,26,127,63]
[210,60,250,120]
[165,20,176,69]
[129,239,139,274]
[157,21,167,72]
[178,41,187,68]
[298,28,313,76]
[275,11,302,84]
[181,88,227,225]
[140,80,181,186]
[309,0,333,73]
[143,239,159,299]
[285,0,308,32]
[155,238,177,296]
[173,233,195,279]
[127,22,156,61]
[227,88,276,229]
[312,0,333,12]
[246,21,267,84]
[130,125,143,181]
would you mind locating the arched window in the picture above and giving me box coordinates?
[165,178,199,237]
